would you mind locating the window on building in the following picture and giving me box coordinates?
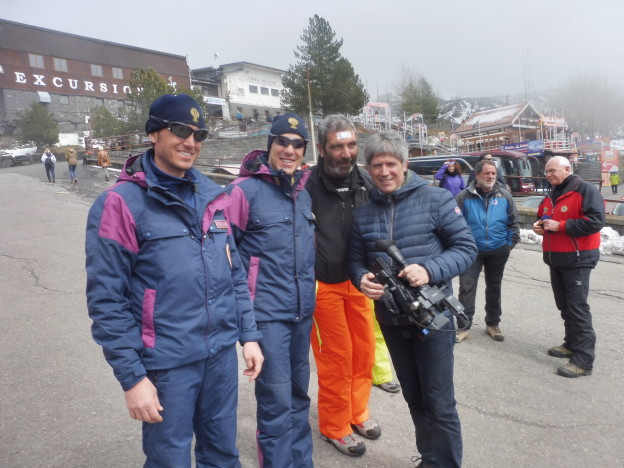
[91,64,103,77]
[271,89,280,97]
[53,58,68,72]
[29,54,44,69]
[260,87,269,95]
[112,67,123,79]
[249,85,258,94]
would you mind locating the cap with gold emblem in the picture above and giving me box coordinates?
[145,94,206,134]
[267,112,308,151]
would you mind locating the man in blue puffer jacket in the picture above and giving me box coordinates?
[349,131,477,468]
[455,160,520,343]
[86,94,263,468]
[225,113,316,468]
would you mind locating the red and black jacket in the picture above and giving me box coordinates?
[537,174,604,268]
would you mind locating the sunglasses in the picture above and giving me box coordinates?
[152,116,209,142]
[272,134,307,150]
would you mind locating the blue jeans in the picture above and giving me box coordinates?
[457,244,511,329]
[68,164,77,181]
[550,266,596,370]
[381,319,462,468]
[142,346,241,468]
[255,318,313,468]
[44,164,55,181]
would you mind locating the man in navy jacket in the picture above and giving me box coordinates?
[86,94,262,467]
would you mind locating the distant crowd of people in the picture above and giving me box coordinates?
[84,94,606,468]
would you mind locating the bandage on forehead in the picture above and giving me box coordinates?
[335,131,353,140]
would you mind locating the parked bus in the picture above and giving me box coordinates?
[408,152,539,194]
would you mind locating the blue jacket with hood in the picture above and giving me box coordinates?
[86,150,260,391]
[225,150,316,322]
[348,170,477,326]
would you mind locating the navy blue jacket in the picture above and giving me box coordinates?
[225,150,316,322]
[348,171,477,326]
[86,150,260,391]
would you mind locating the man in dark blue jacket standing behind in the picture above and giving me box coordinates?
[349,131,477,468]
[86,94,263,468]
[455,160,520,343]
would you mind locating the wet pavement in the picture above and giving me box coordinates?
[1,161,623,467]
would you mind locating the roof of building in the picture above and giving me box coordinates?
[454,102,542,134]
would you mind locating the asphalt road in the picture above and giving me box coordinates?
[1,161,623,467]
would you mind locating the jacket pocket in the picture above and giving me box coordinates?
[142,289,156,348]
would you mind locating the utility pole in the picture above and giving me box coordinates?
[306,69,317,162]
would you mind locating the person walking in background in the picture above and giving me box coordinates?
[532,156,604,378]
[65,145,78,183]
[41,147,56,183]
[225,113,316,468]
[455,160,520,343]
[610,170,620,194]
[85,94,263,467]
[349,131,477,468]
[434,159,466,197]
[97,147,111,181]
[306,115,381,457]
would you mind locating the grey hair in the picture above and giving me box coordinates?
[317,114,356,151]
[364,131,408,166]
[548,155,571,169]
[475,160,497,174]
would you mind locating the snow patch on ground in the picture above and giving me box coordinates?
[520,227,624,256]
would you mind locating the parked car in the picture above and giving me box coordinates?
[611,199,624,216]
[518,195,545,209]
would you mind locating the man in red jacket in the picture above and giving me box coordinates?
[532,156,604,378]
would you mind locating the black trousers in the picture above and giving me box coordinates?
[549,265,596,370]
[457,244,511,329]
[381,321,462,468]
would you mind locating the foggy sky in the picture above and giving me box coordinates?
[2,0,622,101]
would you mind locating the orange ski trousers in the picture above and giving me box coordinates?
[311,280,375,439]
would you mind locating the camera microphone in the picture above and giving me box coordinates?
[375,240,407,268]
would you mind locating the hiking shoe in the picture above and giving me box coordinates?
[321,432,366,456]
[351,418,381,440]
[375,380,401,393]
[557,362,592,378]
[548,345,573,358]
[456,329,470,343]
[486,325,505,341]
[411,455,431,467]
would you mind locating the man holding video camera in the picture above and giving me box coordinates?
[348,131,476,468]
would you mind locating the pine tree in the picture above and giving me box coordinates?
[17,102,59,150]
[396,69,440,123]
[281,15,368,117]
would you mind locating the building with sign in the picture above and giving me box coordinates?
[0,19,190,135]
[192,62,284,122]
[453,102,543,152]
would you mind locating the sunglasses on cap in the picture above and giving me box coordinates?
[151,116,209,142]
[271,134,307,150]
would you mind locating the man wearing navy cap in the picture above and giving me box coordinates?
[225,113,316,467]
[86,94,263,467]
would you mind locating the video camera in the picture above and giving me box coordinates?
[369,240,466,339]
